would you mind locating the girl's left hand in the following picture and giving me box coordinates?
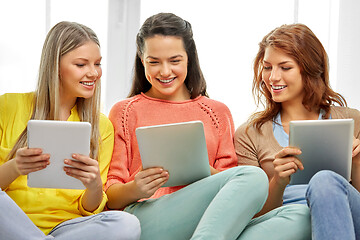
[63,154,102,191]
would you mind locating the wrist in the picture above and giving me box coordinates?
[9,159,21,177]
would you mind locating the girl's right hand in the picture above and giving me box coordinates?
[13,147,50,175]
[273,147,303,187]
[133,167,169,199]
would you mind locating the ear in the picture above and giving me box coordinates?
[141,58,144,66]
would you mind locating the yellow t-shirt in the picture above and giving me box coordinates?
[0,92,114,234]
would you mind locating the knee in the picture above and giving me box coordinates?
[306,170,348,205]
[238,166,268,188]
[309,170,340,186]
[102,211,141,240]
[230,166,269,198]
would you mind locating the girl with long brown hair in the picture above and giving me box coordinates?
[235,23,360,239]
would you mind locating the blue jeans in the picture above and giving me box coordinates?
[306,170,360,240]
[0,189,141,240]
[125,166,311,240]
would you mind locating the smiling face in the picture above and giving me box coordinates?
[262,46,304,106]
[142,35,190,101]
[59,40,102,105]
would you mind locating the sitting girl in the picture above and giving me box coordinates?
[0,21,140,240]
[105,13,311,240]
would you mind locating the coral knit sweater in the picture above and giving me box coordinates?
[105,93,237,199]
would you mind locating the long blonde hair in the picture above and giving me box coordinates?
[250,23,346,131]
[8,21,101,160]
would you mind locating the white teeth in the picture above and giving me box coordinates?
[272,85,286,90]
[158,78,175,83]
[81,81,95,86]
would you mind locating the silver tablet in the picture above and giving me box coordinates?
[289,119,354,185]
[27,120,91,189]
[136,121,211,187]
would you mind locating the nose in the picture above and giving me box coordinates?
[87,67,99,79]
[269,67,280,82]
[160,63,171,77]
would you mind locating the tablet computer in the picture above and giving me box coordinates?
[27,120,91,189]
[135,121,211,187]
[289,119,354,185]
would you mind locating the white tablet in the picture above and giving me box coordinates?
[135,121,211,187]
[289,119,354,185]
[27,120,91,189]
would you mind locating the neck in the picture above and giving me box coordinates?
[281,99,320,119]
[59,97,77,121]
[280,102,319,134]
[146,87,191,102]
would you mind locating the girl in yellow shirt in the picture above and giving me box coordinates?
[0,21,140,239]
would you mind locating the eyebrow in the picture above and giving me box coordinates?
[74,57,102,61]
[146,55,184,60]
[263,60,292,65]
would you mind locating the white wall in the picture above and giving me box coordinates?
[336,0,360,110]
[1,0,359,127]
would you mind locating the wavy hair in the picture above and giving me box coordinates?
[250,23,346,131]
[128,12,208,98]
[8,21,101,160]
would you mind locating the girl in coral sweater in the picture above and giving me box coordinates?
[105,12,311,240]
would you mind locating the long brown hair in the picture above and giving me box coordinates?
[250,23,346,131]
[128,12,208,98]
[8,21,102,160]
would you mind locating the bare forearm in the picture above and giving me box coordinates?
[81,185,104,212]
[106,181,141,210]
[254,177,286,217]
[0,159,20,190]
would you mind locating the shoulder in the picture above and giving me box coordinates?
[235,119,272,140]
[109,95,142,116]
[198,96,232,117]
[0,92,34,117]
[331,106,360,137]
[99,113,114,136]
[0,92,34,106]
[331,106,360,119]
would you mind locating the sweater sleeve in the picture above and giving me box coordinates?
[105,101,132,190]
[234,122,260,167]
[212,103,237,171]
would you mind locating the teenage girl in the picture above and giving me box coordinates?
[0,21,140,240]
[105,13,311,240]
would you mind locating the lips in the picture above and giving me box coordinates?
[80,81,95,86]
[272,85,286,90]
[158,77,175,83]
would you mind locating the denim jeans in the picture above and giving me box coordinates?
[125,166,311,240]
[306,170,360,240]
[0,189,141,240]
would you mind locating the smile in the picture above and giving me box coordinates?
[272,85,286,90]
[81,81,95,86]
[158,78,175,83]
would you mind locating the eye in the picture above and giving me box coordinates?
[148,61,159,65]
[263,66,272,70]
[282,67,292,70]
[95,63,102,67]
[76,64,85,67]
[171,59,181,63]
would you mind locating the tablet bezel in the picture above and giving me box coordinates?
[289,119,354,185]
[135,120,211,187]
[27,120,90,189]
